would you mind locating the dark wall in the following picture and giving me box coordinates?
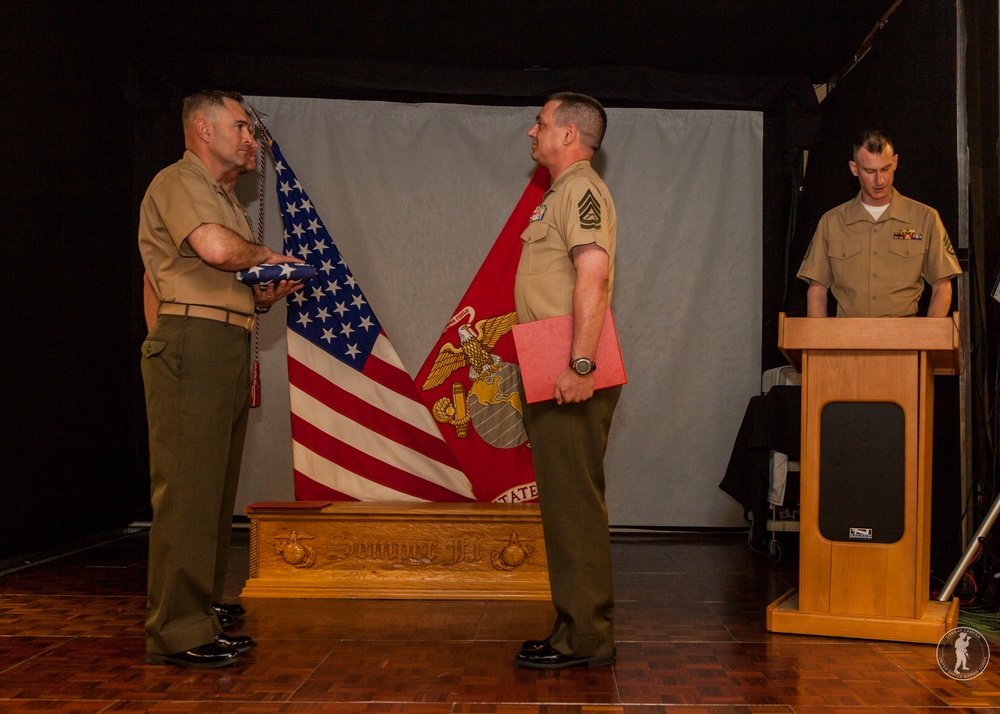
[4,5,147,558]
[964,0,1000,601]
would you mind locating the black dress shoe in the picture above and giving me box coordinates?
[514,642,615,670]
[213,602,247,618]
[215,633,256,653]
[145,642,242,669]
[519,638,550,652]
[216,612,236,629]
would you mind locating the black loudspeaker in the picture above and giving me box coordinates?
[818,401,906,544]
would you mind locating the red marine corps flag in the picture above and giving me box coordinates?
[415,167,550,503]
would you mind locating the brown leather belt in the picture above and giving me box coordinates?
[158,302,255,331]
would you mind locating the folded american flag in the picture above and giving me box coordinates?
[236,262,317,286]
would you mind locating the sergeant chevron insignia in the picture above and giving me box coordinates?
[578,189,602,229]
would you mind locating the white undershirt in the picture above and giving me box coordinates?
[863,202,889,221]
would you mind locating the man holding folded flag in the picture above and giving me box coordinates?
[138,90,304,669]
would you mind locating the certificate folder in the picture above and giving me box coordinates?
[512,306,627,404]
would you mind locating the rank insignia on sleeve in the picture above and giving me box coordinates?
[578,189,602,230]
[529,204,547,222]
[893,229,922,241]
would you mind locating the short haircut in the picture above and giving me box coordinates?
[548,92,607,151]
[853,129,894,157]
[182,90,245,128]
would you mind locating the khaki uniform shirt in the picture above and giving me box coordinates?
[797,189,960,317]
[139,150,255,315]
[515,160,616,322]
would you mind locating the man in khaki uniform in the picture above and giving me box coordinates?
[798,130,961,317]
[513,93,620,670]
[139,90,303,668]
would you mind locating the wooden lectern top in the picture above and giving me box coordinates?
[777,312,961,376]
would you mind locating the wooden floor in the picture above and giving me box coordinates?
[1,527,998,713]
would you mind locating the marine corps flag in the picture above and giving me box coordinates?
[416,167,550,503]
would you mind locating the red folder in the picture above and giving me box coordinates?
[512,306,627,403]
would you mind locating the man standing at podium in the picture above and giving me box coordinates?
[797,130,961,317]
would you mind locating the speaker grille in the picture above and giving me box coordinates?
[818,401,905,544]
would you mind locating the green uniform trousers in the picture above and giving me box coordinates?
[140,315,251,655]
[524,385,621,657]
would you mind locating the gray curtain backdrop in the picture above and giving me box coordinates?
[235,96,763,528]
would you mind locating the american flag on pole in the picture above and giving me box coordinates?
[266,135,474,502]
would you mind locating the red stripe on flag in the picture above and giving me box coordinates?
[293,471,357,502]
[288,356,458,467]
[291,414,473,501]
[358,339,420,396]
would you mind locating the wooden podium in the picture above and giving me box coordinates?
[766,313,961,643]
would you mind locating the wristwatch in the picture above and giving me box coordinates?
[570,357,597,375]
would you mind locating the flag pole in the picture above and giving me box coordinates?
[247,103,273,408]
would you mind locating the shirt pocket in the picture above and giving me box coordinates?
[826,239,862,286]
[518,221,557,275]
[887,238,928,259]
[827,239,862,262]
[888,236,927,284]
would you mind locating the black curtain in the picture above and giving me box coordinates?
[964,0,1000,605]
[3,5,144,561]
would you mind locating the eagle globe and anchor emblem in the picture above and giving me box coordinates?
[273,530,316,569]
[422,307,528,450]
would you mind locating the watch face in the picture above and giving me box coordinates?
[572,358,595,375]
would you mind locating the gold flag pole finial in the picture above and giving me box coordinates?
[247,103,274,149]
